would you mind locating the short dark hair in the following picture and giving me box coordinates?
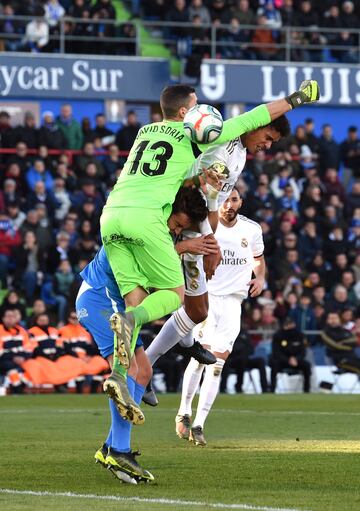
[268,115,291,138]
[160,85,195,119]
[172,186,208,224]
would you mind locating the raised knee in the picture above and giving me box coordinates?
[186,307,208,324]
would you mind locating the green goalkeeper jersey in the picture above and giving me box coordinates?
[105,104,271,211]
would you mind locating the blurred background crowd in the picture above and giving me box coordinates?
[0,104,359,393]
[0,0,360,395]
[1,0,360,62]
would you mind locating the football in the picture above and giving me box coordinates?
[183,104,223,144]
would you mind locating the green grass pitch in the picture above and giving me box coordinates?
[1,393,360,511]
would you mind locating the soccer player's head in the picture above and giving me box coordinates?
[242,115,290,154]
[160,85,197,121]
[168,186,207,236]
[219,187,242,224]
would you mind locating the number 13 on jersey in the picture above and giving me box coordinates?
[128,140,174,177]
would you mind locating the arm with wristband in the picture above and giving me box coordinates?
[197,80,320,150]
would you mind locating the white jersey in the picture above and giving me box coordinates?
[208,215,264,298]
[187,138,247,205]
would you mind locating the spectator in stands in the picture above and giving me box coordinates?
[53,178,71,225]
[71,178,104,213]
[51,259,75,324]
[300,183,323,217]
[0,290,27,320]
[251,14,280,60]
[102,143,125,182]
[288,292,317,336]
[189,0,211,25]
[2,179,22,209]
[340,270,359,307]
[93,113,114,142]
[275,248,304,289]
[0,309,31,393]
[318,124,340,174]
[303,118,320,155]
[115,110,141,152]
[20,208,52,253]
[91,0,116,54]
[298,221,322,264]
[44,0,65,29]
[257,0,282,35]
[7,201,26,231]
[220,17,253,59]
[13,230,45,302]
[340,126,360,186]
[76,142,105,178]
[322,168,346,204]
[26,180,58,221]
[295,0,319,30]
[38,111,67,149]
[22,5,49,52]
[341,1,359,28]
[280,0,296,26]
[0,212,22,287]
[331,30,358,64]
[270,164,300,200]
[165,0,190,39]
[189,14,211,57]
[209,0,230,22]
[27,299,48,327]
[0,111,16,149]
[270,316,311,393]
[25,159,54,193]
[1,3,23,52]
[321,311,360,376]
[326,284,353,313]
[13,112,38,149]
[6,142,32,173]
[220,330,269,393]
[56,104,83,150]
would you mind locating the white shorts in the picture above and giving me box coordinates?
[181,230,207,297]
[193,294,242,354]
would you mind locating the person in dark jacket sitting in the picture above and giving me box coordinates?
[270,317,311,392]
[321,311,360,375]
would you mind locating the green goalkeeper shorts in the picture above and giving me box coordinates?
[100,207,185,296]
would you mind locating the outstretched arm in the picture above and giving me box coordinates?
[200,80,320,148]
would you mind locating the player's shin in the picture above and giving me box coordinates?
[192,358,225,431]
[146,307,196,365]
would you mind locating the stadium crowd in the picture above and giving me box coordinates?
[1,103,359,393]
[1,0,360,61]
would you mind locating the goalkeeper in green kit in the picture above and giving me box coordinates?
[100,80,320,422]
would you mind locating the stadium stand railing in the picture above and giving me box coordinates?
[1,15,359,63]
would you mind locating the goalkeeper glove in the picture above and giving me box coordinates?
[285,80,320,109]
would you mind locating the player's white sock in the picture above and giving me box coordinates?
[193,358,225,428]
[146,307,196,365]
[178,330,194,348]
[177,358,205,416]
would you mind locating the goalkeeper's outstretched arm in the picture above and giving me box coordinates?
[204,80,321,149]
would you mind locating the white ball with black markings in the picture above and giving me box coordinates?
[183,104,223,144]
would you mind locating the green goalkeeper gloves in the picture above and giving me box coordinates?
[285,80,320,109]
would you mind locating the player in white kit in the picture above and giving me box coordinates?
[175,188,266,445]
[144,117,288,405]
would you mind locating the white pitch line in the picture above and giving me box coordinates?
[1,408,360,417]
[0,488,309,511]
